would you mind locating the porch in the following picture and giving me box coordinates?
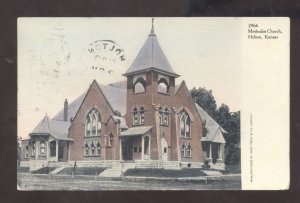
[119,126,152,161]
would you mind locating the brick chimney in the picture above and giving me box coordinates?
[64,99,68,121]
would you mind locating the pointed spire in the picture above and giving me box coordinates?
[124,18,179,77]
[149,18,155,36]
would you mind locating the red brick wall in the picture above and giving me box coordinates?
[125,71,203,162]
[68,81,119,161]
[174,81,204,162]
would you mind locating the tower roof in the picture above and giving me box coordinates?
[124,19,179,77]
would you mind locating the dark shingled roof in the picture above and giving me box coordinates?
[195,103,226,144]
[124,30,179,77]
[30,114,71,140]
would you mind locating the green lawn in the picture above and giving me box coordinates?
[57,167,107,176]
[124,168,207,177]
[31,167,56,174]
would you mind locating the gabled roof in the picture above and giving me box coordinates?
[30,114,70,140]
[29,80,128,141]
[195,103,227,144]
[98,82,127,116]
[124,27,179,77]
[53,80,127,122]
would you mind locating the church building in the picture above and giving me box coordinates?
[20,21,227,171]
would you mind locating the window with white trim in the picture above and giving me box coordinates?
[181,143,192,158]
[159,107,163,125]
[133,107,138,125]
[180,111,191,138]
[186,143,192,157]
[40,141,45,155]
[91,142,95,155]
[31,141,36,157]
[164,107,169,125]
[97,142,101,156]
[159,106,169,126]
[84,143,89,156]
[133,106,145,125]
[85,109,101,137]
[181,144,185,157]
[140,107,145,124]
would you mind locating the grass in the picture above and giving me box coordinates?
[17,167,30,173]
[223,164,241,174]
[124,168,207,177]
[31,167,56,174]
[17,173,241,190]
[57,167,107,176]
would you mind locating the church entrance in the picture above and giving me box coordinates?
[121,139,133,160]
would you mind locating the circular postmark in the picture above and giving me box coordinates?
[86,40,126,75]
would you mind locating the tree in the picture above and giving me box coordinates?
[190,88,240,165]
[215,104,240,165]
[190,87,217,118]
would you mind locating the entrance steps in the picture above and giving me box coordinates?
[50,167,65,174]
[99,162,136,177]
[99,164,123,177]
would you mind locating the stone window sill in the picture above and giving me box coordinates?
[180,137,192,139]
[84,155,101,157]
[84,135,101,138]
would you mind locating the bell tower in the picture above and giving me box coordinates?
[123,19,180,160]
[123,18,180,125]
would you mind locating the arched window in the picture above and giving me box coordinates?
[181,144,185,157]
[159,107,163,124]
[164,108,169,125]
[140,107,145,124]
[109,134,114,146]
[25,146,29,158]
[180,111,191,138]
[133,107,138,125]
[133,77,146,93]
[86,116,91,136]
[40,141,45,155]
[91,142,95,155]
[186,117,191,138]
[84,143,89,156]
[97,142,101,156]
[31,141,36,156]
[86,109,101,137]
[158,78,169,94]
[97,114,101,136]
[180,114,186,137]
[186,143,192,157]
[91,114,97,135]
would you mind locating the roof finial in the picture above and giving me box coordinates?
[149,18,155,36]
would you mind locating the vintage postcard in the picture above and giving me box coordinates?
[17,17,289,190]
